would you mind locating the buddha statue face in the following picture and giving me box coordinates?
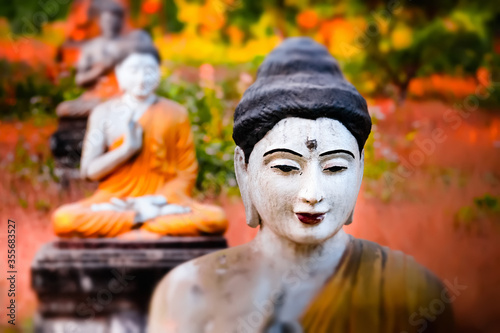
[99,10,123,39]
[235,117,364,245]
[115,53,160,99]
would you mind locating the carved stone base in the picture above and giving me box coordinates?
[50,117,87,172]
[31,237,227,333]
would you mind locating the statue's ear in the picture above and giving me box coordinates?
[344,210,354,225]
[115,62,127,92]
[345,149,365,226]
[234,146,260,228]
[358,149,365,187]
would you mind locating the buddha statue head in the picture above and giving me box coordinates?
[90,1,125,39]
[115,45,161,99]
[233,37,372,245]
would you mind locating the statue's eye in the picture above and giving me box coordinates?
[271,165,299,173]
[324,166,347,173]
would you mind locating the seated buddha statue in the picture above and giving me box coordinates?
[57,0,154,117]
[52,45,228,239]
[148,38,454,332]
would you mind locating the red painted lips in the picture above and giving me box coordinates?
[296,213,325,225]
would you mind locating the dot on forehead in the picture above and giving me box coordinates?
[306,139,317,150]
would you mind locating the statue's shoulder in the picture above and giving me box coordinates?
[355,238,450,309]
[158,257,199,296]
[88,98,121,122]
[149,246,251,329]
[340,238,454,330]
[127,29,153,42]
[160,244,250,298]
[149,244,246,327]
[93,97,122,113]
[81,36,106,52]
[148,258,200,330]
[154,97,189,120]
[355,238,443,288]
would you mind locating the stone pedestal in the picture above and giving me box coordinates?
[50,117,87,176]
[31,237,227,333]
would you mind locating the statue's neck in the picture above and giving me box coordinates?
[121,93,157,121]
[101,31,120,40]
[253,225,350,274]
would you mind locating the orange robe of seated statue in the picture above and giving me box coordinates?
[52,98,228,238]
[300,237,454,333]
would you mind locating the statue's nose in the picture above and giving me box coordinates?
[136,69,145,82]
[300,191,324,205]
[298,168,325,205]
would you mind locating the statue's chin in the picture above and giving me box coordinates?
[130,90,153,99]
[285,231,336,246]
[271,220,342,246]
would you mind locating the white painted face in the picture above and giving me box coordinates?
[235,117,364,245]
[115,53,160,98]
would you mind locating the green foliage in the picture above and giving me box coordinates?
[455,193,500,230]
[0,61,83,120]
[474,194,500,212]
[356,1,497,100]
[477,55,500,110]
[228,0,265,32]
[0,0,71,36]
[156,75,238,196]
[18,198,28,209]
[414,14,489,75]
[362,116,397,182]
[8,136,57,183]
[163,0,185,32]
[35,199,51,212]
[363,144,396,181]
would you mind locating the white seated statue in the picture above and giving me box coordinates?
[52,46,228,239]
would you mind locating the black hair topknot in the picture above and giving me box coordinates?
[233,37,372,163]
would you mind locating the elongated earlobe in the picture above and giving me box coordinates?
[345,149,364,226]
[234,146,260,228]
[115,64,126,92]
[345,210,354,225]
[359,149,365,185]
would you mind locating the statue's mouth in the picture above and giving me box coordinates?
[295,213,325,225]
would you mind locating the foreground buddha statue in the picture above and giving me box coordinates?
[52,46,228,238]
[148,38,454,332]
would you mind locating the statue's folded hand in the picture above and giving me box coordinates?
[90,195,174,223]
[122,120,144,156]
[90,202,126,212]
[127,195,167,207]
[110,197,129,209]
[127,195,167,223]
[125,195,191,223]
[159,204,191,216]
[90,197,131,212]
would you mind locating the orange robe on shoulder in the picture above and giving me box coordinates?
[300,237,454,333]
[53,97,228,238]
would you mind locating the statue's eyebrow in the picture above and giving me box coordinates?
[263,148,303,158]
[319,150,355,159]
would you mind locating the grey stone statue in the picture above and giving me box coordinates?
[51,0,156,171]
[56,0,154,117]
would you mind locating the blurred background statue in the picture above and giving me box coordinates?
[50,0,155,174]
[52,45,228,239]
[148,38,454,332]
[57,0,153,118]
